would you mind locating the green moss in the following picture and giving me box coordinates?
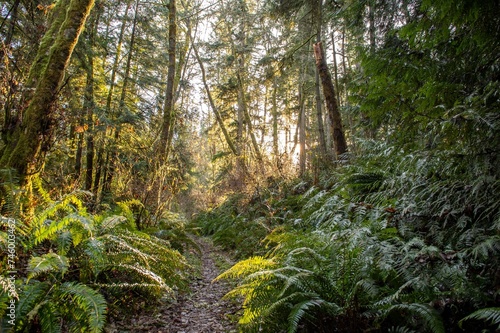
[0,0,95,182]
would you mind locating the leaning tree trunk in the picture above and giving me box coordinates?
[191,36,240,158]
[0,0,95,182]
[313,41,348,158]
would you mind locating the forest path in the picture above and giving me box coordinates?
[107,237,239,333]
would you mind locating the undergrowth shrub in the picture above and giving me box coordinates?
[213,141,499,332]
[192,192,278,258]
[0,190,190,332]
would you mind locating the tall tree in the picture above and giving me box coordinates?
[313,0,328,159]
[0,0,95,183]
[191,35,240,159]
[93,0,133,195]
[158,0,177,158]
[313,41,347,157]
[102,0,140,198]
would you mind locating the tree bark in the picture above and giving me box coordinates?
[84,62,95,192]
[2,0,69,147]
[0,0,95,182]
[159,0,177,158]
[272,76,279,159]
[313,0,328,160]
[83,12,99,192]
[331,31,341,106]
[298,66,307,175]
[313,41,348,158]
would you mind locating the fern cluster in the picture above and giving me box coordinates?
[0,192,189,332]
[213,140,499,332]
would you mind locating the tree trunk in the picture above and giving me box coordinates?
[102,0,139,198]
[261,85,268,146]
[313,41,347,158]
[272,76,279,159]
[191,36,240,158]
[74,132,83,181]
[331,31,341,106]
[0,0,95,182]
[159,0,177,158]
[298,66,307,175]
[2,0,69,147]
[313,0,328,160]
[368,1,376,51]
[83,13,99,192]
[84,63,95,192]
[93,0,131,196]
[237,69,264,164]
[1,0,21,143]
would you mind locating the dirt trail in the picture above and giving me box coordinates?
[107,237,238,333]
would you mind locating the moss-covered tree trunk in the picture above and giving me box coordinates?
[0,0,95,182]
[2,0,69,147]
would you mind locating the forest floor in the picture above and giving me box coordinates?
[106,237,239,333]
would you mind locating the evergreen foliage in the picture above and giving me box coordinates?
[0,191,189,331]
[212,131,498,332]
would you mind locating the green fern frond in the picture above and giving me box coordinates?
[56,231,73,255]
[91,282,171,290]
[303,190,328,211]
[98,215,128,231]
[32,175,53,204]
[469,235,500,259]
[287,298,342,333]
[58,282,107,333]
[16,281,50,325]
[99,234,155,266]
[28,253,69,280]
[83,238,106,270]
[39,304,61,333]
[115,264,172,293]
[386,303,445,333]
[31,213,93,247]
[0,169,21,217]
[346,172,385,194]
[285,247,326,267]
[459,307,500,330]
[375,278,422,306]
[215,256,276,281]
[355,278,380,299]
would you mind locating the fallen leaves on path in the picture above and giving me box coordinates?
[106,237,239,333]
